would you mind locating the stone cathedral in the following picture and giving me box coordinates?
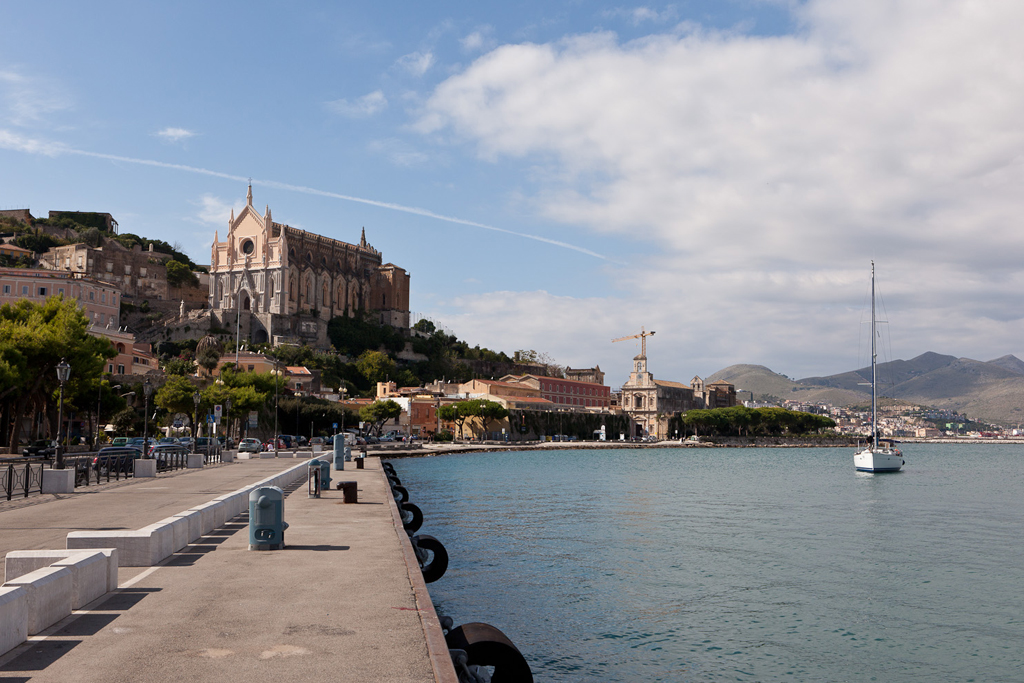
[208,186,410,348]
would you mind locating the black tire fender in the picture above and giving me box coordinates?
[387,474,402,486]
[445,622,533,683]
[382,462,396,474]
[392,485,409,503]
[413,534,448,583]
[400,502,423,532]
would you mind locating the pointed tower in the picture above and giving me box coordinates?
[246,183,253,207]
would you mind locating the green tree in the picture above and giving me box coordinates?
[111,407,140,436]
[165,260,199,288]
[355,350,396,385]
[0,297,114,449]
[358,399,403,436]
[163,356,196,376]
[196,347,221,375]
[473,399,509,438]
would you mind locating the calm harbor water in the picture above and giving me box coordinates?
[393,445,1024,682]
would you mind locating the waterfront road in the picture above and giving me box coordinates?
[0,456,445,683]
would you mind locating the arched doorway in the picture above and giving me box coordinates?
[253,329,268,344]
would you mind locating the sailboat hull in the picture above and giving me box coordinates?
[853,448,904,472]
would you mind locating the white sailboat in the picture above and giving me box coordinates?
[853,262,905,473]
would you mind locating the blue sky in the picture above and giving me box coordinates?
[3,1,1023,389]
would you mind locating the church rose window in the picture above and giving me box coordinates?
[241,239,255,255]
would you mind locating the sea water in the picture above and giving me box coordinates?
[394,445,1024,682]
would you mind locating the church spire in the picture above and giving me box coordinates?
[360,227,367,247]
[246,182,253,206]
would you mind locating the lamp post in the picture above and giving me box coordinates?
[95,383,121,449]
[55,358,70,470]
[273,356,279,452]
[142,379,153,452]
[192,390,201,454]
[224,397,232,447]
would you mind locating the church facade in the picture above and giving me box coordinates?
[208,186,410,347]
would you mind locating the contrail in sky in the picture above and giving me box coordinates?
[0,130,611,261]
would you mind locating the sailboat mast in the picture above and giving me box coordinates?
[871,261,877,450]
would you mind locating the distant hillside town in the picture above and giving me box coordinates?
[2,197,1015,449]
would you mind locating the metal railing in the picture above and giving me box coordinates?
[2,460,47,501]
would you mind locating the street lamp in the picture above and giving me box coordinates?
[192,390,201,454]
[95,383,121,449]
[142,379,153,450]
[224,397,232,446]
[55,358,70,470]
[273,357,279,452]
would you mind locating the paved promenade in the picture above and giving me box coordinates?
[0,456,453,683]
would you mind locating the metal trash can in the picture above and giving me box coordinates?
[249,486,288,550]
[308,460,322,498]
[318,459,331,490]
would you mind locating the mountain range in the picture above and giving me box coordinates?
[707,352,1024,425]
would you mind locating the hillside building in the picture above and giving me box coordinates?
[207,186,410,348]
[0,267,121,328]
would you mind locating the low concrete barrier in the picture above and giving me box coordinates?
[67,530,163,567]
[5,549,118,597]
[171,510,202,543]
[186,454,204,469]
[4,566,72,635]
[134,459,157,478]
[0,586,28,655]
[41,469,75,494]
[52,552,109,609]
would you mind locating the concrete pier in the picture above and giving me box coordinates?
[0,457,456,682]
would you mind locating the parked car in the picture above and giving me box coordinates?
[92,446,144,474]
[216,435,235,450]
[21,439,56,458]
[238,438,262,454]
[158,437,181,445]
[147,444,189,471]
[111,437,129,447]
[194,437,222,458]
[309,436,324,446]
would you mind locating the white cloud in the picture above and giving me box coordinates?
[396,51,435,77]
[603,6,680,26]
[0,69,72,126]
[326,90,388,117]
[417,0,1024,382]
[367,138,429,166]
[461,27,495,53]
[194,194,244,226]
[0,128,67,156]
[155,127,196,143]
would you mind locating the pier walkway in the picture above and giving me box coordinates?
[0,456,454,683]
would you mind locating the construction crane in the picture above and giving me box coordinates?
[612,327,656,357]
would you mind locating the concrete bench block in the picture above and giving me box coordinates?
[68,531,160,567]
[134,459,157,478]
[186,453,204,468]
[222,450,235,463]
[0,585,28,656]
[138,523,174,562]
[189,500,226,535]
[170,510,201,544]
[7,549,116,593]
[41,469,75,494]
[52,552,109,609]
[4,566,72,635]
[152,517,189,553]
[259,451,276,459]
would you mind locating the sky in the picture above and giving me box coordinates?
[2,1,1023,389]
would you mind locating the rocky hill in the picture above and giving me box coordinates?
[709,353,1024,424]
